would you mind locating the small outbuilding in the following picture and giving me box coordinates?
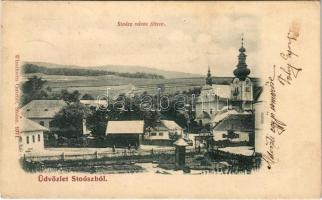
[105,120,144,147]
[213,114,254,146]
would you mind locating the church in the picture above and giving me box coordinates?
[195,38,260,146]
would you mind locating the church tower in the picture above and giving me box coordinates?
[231,37,253,111]
[206,66,213,86]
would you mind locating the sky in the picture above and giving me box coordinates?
[6,2,262,77]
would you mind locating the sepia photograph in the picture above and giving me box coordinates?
[0,1,320,198]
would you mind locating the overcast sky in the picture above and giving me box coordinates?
[8,2,262,77]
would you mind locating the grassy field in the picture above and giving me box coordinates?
[23,73,261,98]
[23,73,206,97]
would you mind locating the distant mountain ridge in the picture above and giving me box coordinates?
[24,61,202,79]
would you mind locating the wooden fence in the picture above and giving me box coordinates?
[23,147,255,163]
[23,148,181,162]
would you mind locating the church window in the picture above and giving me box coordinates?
[210,109,213,114]
[233,78,239,85]
[234,87,239,96]
[245,87,250,92]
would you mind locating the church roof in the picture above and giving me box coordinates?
[197,84,231,103]
[233,37,251,81]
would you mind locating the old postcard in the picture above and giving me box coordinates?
[0,1,320,198]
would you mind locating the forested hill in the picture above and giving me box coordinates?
[22,63,165,79]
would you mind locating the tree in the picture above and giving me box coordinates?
[60,89,81,104]
[51,103,89,138]
[86,109,109,137]
[142,110,160,128]
[20,76,50,106]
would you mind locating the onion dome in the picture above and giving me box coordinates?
[233,37,250,81]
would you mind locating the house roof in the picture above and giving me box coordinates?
[213,114,254,132]
[21,100,67,119]
[21,117,48,132]
[106,120,144,135]
[148,124,168,132]
[212,109,252,123]
[161,120,182,130]
[80,99,108,107]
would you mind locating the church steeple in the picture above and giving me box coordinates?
[233,36,250,81]
[206,66,212,85]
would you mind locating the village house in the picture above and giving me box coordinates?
[212,114,254,147]
[105,120,144,147]
[18,117,48,152]
[21,99,92,135]
[20,100,67,131]
[144,120,183,145]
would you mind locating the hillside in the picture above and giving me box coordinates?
[22,63,164,79]
[25,61,202,79]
